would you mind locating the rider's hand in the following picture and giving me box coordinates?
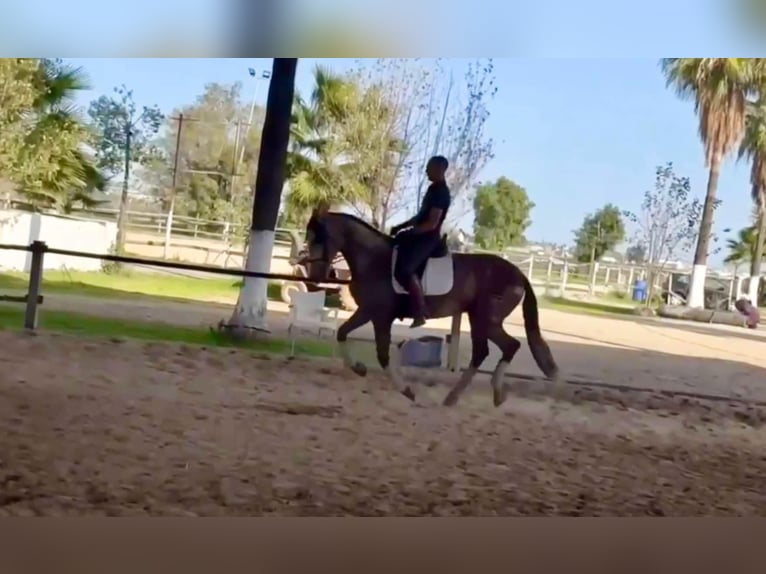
[390,224,402,237]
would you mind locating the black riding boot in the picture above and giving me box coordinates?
[406,276,429,328]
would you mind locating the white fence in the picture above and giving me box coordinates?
[0,210,116,272]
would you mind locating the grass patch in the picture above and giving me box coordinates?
[0,270,344,308]
[0,305,334,358]
[540,296,638,317]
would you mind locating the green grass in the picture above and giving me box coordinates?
[0,305,335,358]
[0,270,300,306]
[540,296,639,318]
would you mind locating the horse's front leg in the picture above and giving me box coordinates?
[373,319,415,402]
[337,308,371,376]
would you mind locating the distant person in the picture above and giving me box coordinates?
[735,296,760,329]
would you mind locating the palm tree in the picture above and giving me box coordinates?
[738,92,766,296]
[725,225,757,267]
[19,59,106,210]
[284,66,406,230]
[661,58,765,307]
[284,65,362,222]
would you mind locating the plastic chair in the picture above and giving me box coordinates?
[287,290,339,357]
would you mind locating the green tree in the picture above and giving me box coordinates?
[146,82,266,239]
[573,204,626,263]
[0,59,104,211]
[284,65,403,230]
[661,58,766,307]
[285,66,369,224]
[472,177,534,250]
[725,225,758,268]
[88,85,164,251]
[738,92,766,285]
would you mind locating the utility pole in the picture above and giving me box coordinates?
[163,113,184,259]
[115,123,132,254]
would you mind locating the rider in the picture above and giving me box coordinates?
[390,155,451,328]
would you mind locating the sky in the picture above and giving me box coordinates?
[66,58,757,267]
[9,0,766,56]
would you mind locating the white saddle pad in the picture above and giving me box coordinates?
[391,248,454,296]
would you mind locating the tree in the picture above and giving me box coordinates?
[660,58,766,307]
[284,65,409,231]
[623,163,716,306]
[284,65,371,227]
[227,58,298,333]
[625,244,646,264]
[573,204,626,263]
[472,177,534,250]
[283,59,497,231]
[360,59,497,226]
[144,82,266,238]
[88,85,164,252]
[0,59,104,211]
[725,225,758,269]
[738,91,766,299]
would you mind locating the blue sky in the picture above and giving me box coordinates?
[67,58,756,266]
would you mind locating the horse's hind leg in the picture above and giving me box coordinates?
[487,325,522,407]
[443,311,489,407]
[373,319,416,402]
[486,287,525,407]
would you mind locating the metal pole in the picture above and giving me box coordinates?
[115,124,132,254]
[237,69,270,171]
[164,113,184,260]
[24,241,45,330]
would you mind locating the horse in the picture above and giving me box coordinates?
[301,207,560,407]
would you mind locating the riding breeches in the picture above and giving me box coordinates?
[393,231,441,286]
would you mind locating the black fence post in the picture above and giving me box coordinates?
[24,240,46,330]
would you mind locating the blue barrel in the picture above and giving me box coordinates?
[399,336,444,368]
[632,279,648,302]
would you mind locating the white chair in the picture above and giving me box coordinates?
[287,290,339,357]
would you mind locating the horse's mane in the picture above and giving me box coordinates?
[325,211,390,240]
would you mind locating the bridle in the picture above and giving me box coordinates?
[297,239,341,267]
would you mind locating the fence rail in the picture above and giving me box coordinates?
[0,241,349,331]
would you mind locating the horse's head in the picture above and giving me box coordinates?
[303,205,341,282]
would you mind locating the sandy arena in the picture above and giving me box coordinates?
[2,299,766,515]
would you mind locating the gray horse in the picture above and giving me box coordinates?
[302,207,560,407]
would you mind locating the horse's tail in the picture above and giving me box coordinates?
[521,275,560,380]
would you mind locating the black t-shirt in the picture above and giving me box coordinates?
[414,181,451,232]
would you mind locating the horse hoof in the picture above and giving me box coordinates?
[493,386,509,408]
[351,362,367,377]
[401,387,416,402]
[443,393,458,407]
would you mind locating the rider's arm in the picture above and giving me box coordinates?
[413,208,444,233]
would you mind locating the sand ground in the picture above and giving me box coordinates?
[2,295,766,515]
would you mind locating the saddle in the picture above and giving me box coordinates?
[391,234,454,297]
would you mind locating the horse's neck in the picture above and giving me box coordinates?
[340,221,391,278]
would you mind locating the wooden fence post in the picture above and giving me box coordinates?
[560,260,569,294]
[24,240,46,330]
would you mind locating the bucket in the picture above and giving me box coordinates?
[398,336,444,368]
